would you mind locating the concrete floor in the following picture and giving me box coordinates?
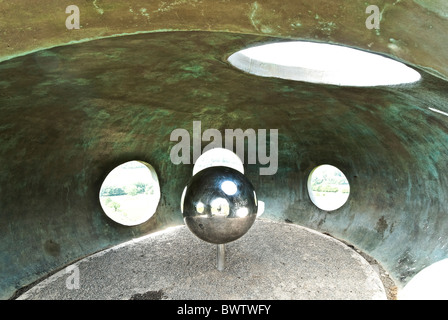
[16,219,388,300]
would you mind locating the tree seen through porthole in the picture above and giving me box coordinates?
[99,161,161,226]
[307,164,350,211]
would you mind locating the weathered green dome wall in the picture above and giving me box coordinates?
[1,1,447,299]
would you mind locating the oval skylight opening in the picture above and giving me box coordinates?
[307,164,350,211]
[228,41,421,87]
[99,160,161,226]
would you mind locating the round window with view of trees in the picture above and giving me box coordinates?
[99,160,161,226]
[307,164,350,211]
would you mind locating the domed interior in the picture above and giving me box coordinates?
[1,0,448,299]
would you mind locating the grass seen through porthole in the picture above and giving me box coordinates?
[99,161,160,226]
[308,164,350,211]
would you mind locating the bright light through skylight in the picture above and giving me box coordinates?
[228,41,421,87]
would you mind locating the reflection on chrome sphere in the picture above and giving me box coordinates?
[182,166,258,244]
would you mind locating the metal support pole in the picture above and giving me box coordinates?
[217,244,225,271]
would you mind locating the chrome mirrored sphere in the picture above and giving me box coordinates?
[181,166,258,244]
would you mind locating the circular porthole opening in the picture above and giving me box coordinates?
[228,41,421,87]
[99,160,161,226]
[399,258,448,300]
[192,147,244,176]
[307,164,350,211]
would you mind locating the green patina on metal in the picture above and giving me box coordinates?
[0,30,447,299]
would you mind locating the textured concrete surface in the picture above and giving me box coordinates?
[16,219,387,300]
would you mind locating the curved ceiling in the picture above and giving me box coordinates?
[1,1,448,300]
[1,0,448,80]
